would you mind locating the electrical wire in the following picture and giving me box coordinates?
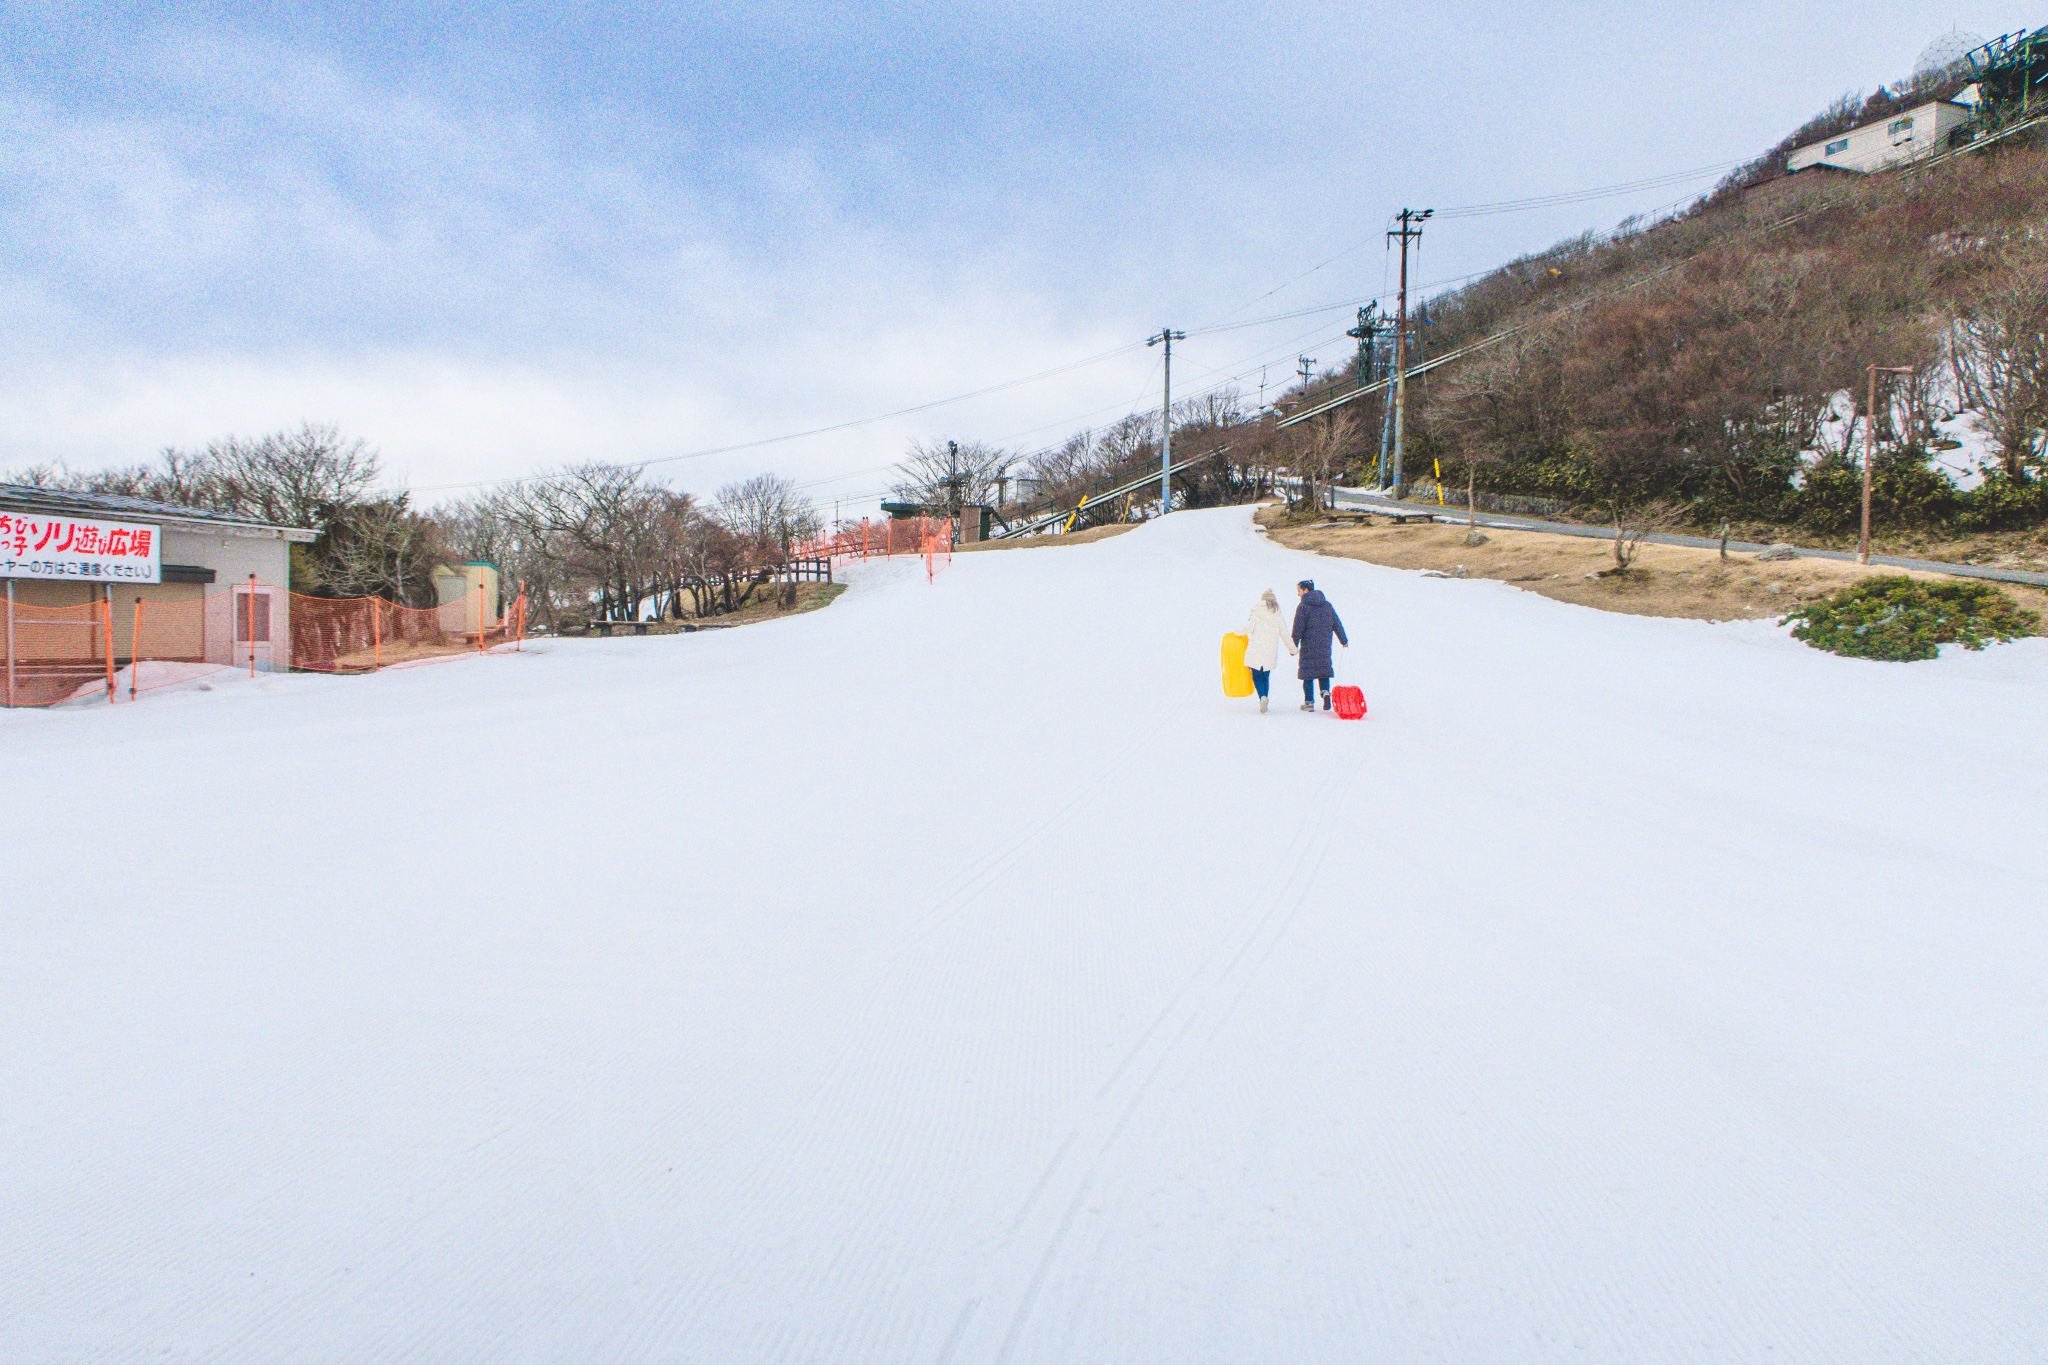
[1431,160,1741,218]
[409,336,1151,494]
[411,153,1753,502]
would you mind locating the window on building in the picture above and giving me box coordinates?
[235,591,271,642]
[1888,117,1915,136]
[1825,137,1850,154]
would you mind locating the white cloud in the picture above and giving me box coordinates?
[6,0,2013,505]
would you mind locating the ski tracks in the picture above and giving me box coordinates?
[943,763,1360,1365]
[603,705,1194,1361]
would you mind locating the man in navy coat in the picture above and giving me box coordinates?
[1290,579,1348,712]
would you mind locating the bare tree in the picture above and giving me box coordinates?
[1948,250,2048,481]
[315,496,443,603]
[890,439,1013,514]
[714,473,820,554]
[1292,410,1360,513]
[205,423,380,532]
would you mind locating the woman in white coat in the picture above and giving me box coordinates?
[1243,589,1296,713]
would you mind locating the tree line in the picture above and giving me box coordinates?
[4,426,823,629]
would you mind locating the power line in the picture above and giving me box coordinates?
[1431,160,1740,218]
[409,337,1151,494]
[412,152,1757,503]
[1190,159,1738,331]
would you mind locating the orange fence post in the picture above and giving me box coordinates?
[517,583,526,651]
[4,579,13,708]
[476,578,484,655]
[103,592,114,702]
[131,597,142,700]
[373,597,382,670]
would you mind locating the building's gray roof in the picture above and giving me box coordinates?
[0,483,319,541]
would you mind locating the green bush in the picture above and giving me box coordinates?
[1957,473,2048,531]
[1796,448,1961,533]
[1781,576,2040,661]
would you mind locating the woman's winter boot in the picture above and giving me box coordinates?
[1259,696,1268,713]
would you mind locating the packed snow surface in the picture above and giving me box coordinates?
[7,507,2047,1363]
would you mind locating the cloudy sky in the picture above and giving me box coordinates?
[0,1,2015,509]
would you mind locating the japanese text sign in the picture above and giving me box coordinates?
[0,512,162,583]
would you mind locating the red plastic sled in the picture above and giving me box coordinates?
[1331,685,1367,720]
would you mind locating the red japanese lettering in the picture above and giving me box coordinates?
[33,520,57,551]
[73,525,100,554]
[131,529,152,557]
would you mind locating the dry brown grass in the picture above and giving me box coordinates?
[563,582,846,636]
[676,581,845,625]
[1257,507,2048,628]
[954,523,1139,553]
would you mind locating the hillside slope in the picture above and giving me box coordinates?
[1295,138,2048,543]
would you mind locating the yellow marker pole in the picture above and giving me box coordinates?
[1064,492,1091,534]
[1433,459,1446,506]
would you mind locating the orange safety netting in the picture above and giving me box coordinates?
[287,587,528,676]
[798,516,954,583]
[2,597,116,708]
[2,580,529,707]
[922,518,952,583]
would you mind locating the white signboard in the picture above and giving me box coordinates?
[0,511,162,584]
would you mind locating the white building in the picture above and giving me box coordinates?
[1786,100,1974,175]
[2,484,316,705]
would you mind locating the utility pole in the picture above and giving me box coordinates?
[1388,207,1433,499]
[1147,328,1185,515]
[1377,346,1396,491]
[1294,355,1320,507]
[1861,364,1915,564]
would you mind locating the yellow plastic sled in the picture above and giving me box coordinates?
[1220,632,1254,698]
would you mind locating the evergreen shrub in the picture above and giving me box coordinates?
[1781,576,2039,661]
[1957,473,2048,531]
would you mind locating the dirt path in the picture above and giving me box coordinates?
[1258,506,2048,628]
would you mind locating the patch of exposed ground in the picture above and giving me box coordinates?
[955,523,1138,553]
[1257,507,2048,629]
[559,582,846,636]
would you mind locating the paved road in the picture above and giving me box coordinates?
[1331,488,2048,588]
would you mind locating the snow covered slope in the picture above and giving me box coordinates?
[7,506,2047,1363]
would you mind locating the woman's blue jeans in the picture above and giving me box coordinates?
[1250,668,1270,699]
